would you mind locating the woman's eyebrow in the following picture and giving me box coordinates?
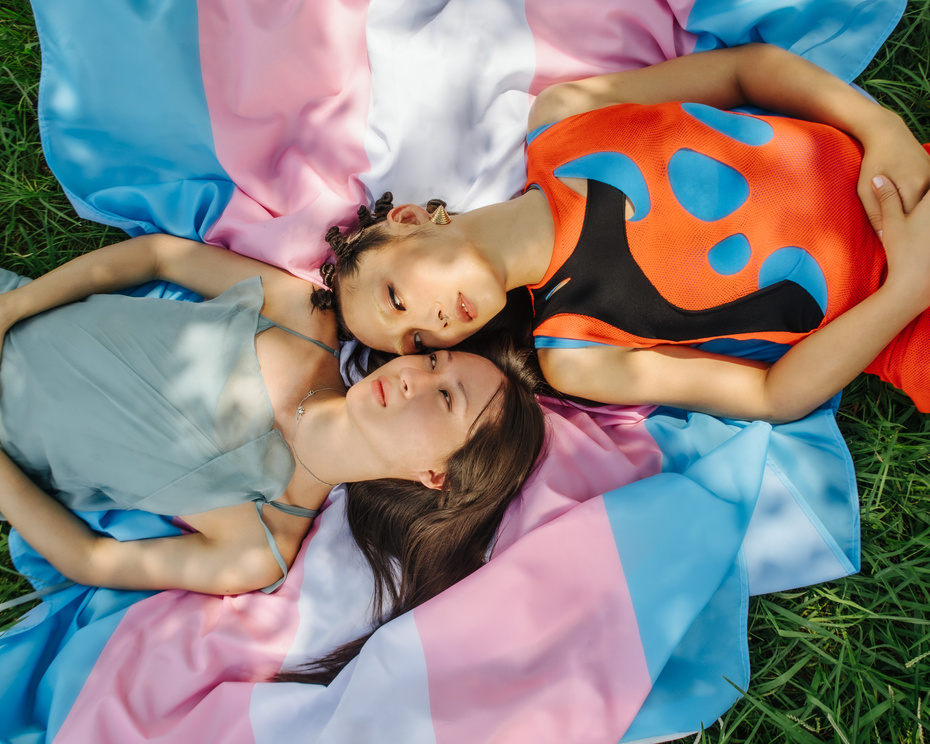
[444,351,469,414]
[458,378,468,415]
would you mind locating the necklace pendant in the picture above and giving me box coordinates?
[291,386,344,488]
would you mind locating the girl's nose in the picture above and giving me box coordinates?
[428,302,449,330]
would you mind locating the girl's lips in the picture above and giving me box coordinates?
[455,293,476,323]
[372,377,387,407]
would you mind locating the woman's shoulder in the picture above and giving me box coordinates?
[257,272,340,352]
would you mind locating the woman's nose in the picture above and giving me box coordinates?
[399,366,429,397]
[399,357,445,397]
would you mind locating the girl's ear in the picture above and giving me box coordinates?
[417,468,446,490]
[388,204,431,226]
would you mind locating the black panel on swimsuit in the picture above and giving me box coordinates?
[531,179,825,342]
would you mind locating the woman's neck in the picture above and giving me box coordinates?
[287,392,391,486]
[457,189,555,290]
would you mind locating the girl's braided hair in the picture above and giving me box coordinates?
[313,191,534,355]
[312,192,448,318]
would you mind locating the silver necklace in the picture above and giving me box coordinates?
[290,387,343,487]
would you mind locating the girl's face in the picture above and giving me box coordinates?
[339,230,507,355]
[347,350,504,488]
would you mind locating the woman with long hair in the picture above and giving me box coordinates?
[0,235,545,606]
[315,43,930,422]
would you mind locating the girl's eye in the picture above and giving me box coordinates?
[413,332,424,351]
[429,352,438,368]
[441,389,452,409]
[388,286,405,312]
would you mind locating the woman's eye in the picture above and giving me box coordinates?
[441,389,452,409]
[388,286,405,312]
[413,332,424,351]
[429,352,438,368]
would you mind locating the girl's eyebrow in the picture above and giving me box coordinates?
[369,285,406,354]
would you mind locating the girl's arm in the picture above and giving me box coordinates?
[0,234,316,335]
[0,448,284,594]
[529,43,930,228]
[540,176,930,422]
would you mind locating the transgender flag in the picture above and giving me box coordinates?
[3,397,860,743]
[32,0,902,280]
[1,0,899,740]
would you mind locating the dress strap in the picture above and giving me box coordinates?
[266,500,320,519]
[257,315,339,359]
[252,499,319,593]
[253,501,289,594]
[0,580,75,613]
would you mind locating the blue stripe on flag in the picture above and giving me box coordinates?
[686,0,906,81]
[31,0,233,239]
[601,424,767,736]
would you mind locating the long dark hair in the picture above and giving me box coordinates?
[275,333,547,685]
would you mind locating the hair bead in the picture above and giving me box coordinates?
[310,286,335,311]
[320,262,336,288]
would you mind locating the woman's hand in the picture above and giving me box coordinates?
[872,173,930,310]
[856,109,930,235]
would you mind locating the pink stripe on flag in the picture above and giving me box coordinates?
[494,401,661,555]
[525,0,698,93]
[55,535,312,743]
[416,497,652,744]
[197,0,374,279]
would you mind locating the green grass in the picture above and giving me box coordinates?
[1,0,929,739]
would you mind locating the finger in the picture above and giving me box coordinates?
[859,178,883,236]
[870,175,904,238]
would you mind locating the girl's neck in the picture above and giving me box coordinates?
[458,189,555,290]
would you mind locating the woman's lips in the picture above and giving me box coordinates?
[372,377,387,407]
[455,292,476,323]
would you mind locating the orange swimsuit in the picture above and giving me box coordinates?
[524,102,930,411]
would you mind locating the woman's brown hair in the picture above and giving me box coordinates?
[275,332,547,685]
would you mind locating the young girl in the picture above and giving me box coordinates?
[0,235,545,602]
[319,43,930,422]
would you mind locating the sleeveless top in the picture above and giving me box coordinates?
[524,101,885,349]
[0,271,338,592]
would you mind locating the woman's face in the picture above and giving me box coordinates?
[347,350,504,488]
[339,230,507,355]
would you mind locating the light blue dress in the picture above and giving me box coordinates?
[0,269,336,589]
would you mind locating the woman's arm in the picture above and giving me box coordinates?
[0,449,284,594]
[528,44,930,227]
[0,234,315,335]
[540,176,930,422]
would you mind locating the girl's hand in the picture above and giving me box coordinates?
[871,173,930,310]
[857,109,930,235]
